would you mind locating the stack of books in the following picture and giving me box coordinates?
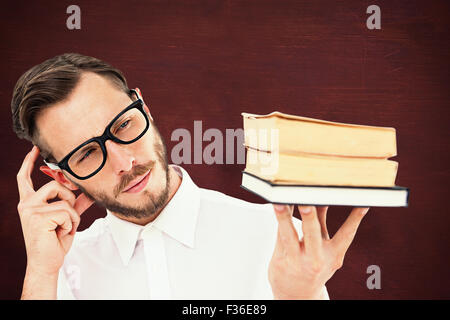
[241,111,409,207]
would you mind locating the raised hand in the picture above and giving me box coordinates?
[269,204,369,299]
[16,145,94,277]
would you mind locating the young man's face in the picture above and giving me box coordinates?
[35,72,170,219]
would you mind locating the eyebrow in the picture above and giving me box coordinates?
[73,105,126,149]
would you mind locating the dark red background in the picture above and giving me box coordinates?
[1,0,449,299]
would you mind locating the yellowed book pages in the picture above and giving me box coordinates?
[245,148,398,187]
[242,111,397,158]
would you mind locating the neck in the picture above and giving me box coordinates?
[113,165,182,226]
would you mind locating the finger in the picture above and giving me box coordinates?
[17,145,40,199]
[34,181,76,206]
[272,229,285,260]
[317,206,330,240]
[272,205,294,259]
[41,209,73,238]
[298,206,323,257]
[33,201,81,235]
[41,210,73,237]
[332,207,370,255]
[74,193,94,216]
[48,201,80,235]
[273,204,300,257]
[55,213,73,238]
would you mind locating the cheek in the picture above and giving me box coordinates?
[148,163,167,188]
[135,131,159,158]
[85,172,115,194]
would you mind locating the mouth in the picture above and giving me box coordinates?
[123,169,152,193]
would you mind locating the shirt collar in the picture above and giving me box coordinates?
[105,165,201,266]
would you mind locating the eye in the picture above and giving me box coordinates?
[79,148,94,163]
[114,119,131,135]
[119,120,130,129]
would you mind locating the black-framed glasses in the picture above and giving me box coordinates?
[44,89,150,180]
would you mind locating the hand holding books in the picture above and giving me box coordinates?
[242,111,407,299]
[270,203,369,299]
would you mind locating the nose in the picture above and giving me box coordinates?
[105,140,136,175]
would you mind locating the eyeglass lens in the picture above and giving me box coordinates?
[67,107,147,177]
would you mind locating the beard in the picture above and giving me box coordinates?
[72,125,171,219]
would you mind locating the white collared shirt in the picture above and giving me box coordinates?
[57,165,329,299]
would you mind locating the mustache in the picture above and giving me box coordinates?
[114,160,155,197]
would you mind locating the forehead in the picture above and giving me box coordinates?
[35,72,131,161]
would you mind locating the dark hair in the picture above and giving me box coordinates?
[11,53,130,162]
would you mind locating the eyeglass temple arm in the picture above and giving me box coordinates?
[43,160,60,170]
[131,88,153,121]
[131,88,143,101]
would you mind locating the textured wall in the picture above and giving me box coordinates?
[0,0,449,299]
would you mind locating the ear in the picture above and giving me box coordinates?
[143,103,154,121]
[39,166,79,191]
[136,87,153,121]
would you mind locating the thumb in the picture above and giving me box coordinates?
[74,193,94,215]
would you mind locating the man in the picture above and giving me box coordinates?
[12,53,369,299]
